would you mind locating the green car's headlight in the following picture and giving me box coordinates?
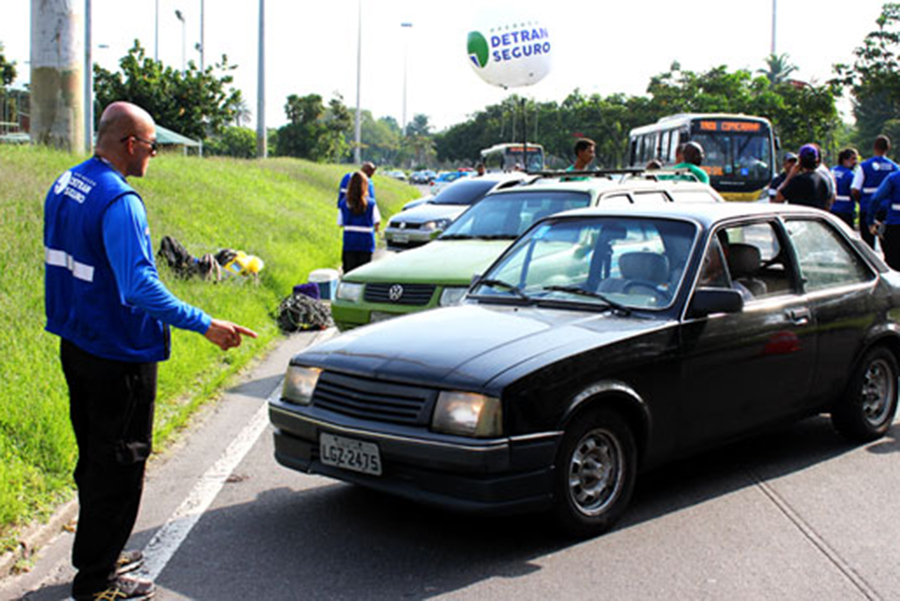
[282,365,322,405]
[432,391,502,437]
[439,286,468,306]
[336,281,363,303]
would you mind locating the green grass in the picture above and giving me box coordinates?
[0,145,418,550]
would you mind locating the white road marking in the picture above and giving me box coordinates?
[134,381,282,582]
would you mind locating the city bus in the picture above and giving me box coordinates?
[627,114,777,201]
[480,142,545,172]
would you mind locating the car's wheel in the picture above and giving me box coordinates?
[551,408,637,537]
[832,346,899,442]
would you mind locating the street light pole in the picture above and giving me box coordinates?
[154,0,159,61]
[199,0,205,71]
[354,0,362,164]
[771,0,777,56]
[256,0,266,158]
[175,9,186,73]
[401,22,412,138]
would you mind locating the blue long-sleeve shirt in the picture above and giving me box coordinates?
[868,171,900,227]
[102,194,211,334]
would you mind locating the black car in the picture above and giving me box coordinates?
[269,203,900,536]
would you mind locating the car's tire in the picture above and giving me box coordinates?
[551,408,637,537]
[832,346,899,442]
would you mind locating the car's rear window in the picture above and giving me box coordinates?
[431,179,500,205]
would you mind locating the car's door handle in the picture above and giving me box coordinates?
[787,307,811,325]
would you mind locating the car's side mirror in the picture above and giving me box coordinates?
[688,287,744,318]
[470,273,482,287]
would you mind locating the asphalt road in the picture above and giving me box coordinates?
[5,329,900,600]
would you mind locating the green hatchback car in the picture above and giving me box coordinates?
[331,175,723,330]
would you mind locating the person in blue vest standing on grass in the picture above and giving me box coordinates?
[867,166,900,269]
[338,170,381,273]
[337,161,377,206]
[852,135,899,249]
[831,147,860,228]
[44,101,257,601]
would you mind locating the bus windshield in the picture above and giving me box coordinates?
[692,131,773,186]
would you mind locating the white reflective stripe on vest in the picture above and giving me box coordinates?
[343,225,375,233]
[45,247,95,283]
[836,195,851,201]
[864,187,880,194]
[892,204,900,212]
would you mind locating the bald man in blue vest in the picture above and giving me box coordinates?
[44,101,256,600]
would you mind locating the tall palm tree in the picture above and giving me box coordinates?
[758,53,797,85]
[233,97,252,127]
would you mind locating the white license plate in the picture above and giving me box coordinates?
[391,233,409,244]
[319,432,382,476]
[369,311,399,323]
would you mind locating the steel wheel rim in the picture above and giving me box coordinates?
[567,427,624,517]
[861,358,895,426]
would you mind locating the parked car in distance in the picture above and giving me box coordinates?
[386,170,407,181]
[430,171,472,195]
[385,173,526,250]
[409,170,436,185]
[336,174,723,329]
[271,202,900,537]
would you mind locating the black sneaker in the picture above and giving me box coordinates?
[74,575,156,600]
[116,550,144,575]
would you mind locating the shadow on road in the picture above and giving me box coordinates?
[20,416,895,600]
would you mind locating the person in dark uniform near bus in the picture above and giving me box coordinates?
[767,152,798,200]
[44,101,257,600]
[831,147,860,228]
[867,168,900,269]
[774,144,832,210]
[852,135,898,248]
[338,170,381,273]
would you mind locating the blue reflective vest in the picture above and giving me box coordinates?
[339,199,377,252]
[856,156,899,212]
[44,157,170,362]
[870,171,900,226]
[831,165,856,216]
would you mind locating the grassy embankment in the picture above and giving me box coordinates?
[0,145,418,550]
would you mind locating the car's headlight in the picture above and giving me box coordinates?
[432,391,502,437]
[282,365,322,405]
[336,281,363,303]
[422,219,450,232]
[439,286,468,306]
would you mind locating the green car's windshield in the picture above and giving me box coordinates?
[440,190,591,240]
[471,216,697,310]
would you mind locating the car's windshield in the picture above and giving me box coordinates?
[430,179,497,205]
[471,216,697,310]
[440,190,591,240]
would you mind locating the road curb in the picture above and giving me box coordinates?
[0,498,78,579]
[0,326,340,583]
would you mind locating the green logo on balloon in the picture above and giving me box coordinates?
[467,31,490,69]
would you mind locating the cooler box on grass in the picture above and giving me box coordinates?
[309,268,340,301]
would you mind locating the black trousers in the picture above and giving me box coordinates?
[860,210,877,249]
[61,339,156,596]
[883,224,900,270]
[833,212,855,229]
[342,249,373,274]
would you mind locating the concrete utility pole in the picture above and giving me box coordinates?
[771,0,777,56]
[84,0,93,154]
[199,0,205,72]
[257,0,267,158]
[401,22,412,137]
[31,0,85,151]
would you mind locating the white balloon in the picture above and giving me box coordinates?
[466,13,553,89]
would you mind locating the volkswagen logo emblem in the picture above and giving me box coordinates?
[388,284,404,302]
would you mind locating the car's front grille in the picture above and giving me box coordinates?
[391,222,424,230]
[312,371,437,426]
[364,283,436,305]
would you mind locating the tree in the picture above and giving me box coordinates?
[205,126,256,158]
[93,41,243,141]
[276,93,353,161]
[758,53,797,86]
[0,42,16,87]
[833,3,900,145]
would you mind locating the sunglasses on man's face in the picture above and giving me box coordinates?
[120,135,159,154]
